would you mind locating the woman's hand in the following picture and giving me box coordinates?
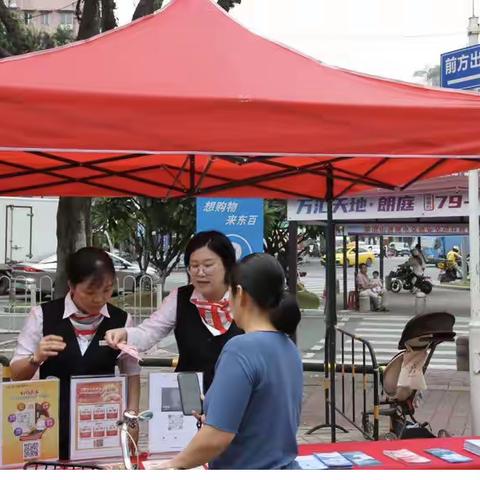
[104,328,127,348]
[192,410,205,426]
[35,335,66,363]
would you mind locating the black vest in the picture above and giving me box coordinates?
[174,285,243,392]
[39,298,127,460]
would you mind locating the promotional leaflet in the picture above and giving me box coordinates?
[313,452,353,469]
[148,372,202,453]
[295,455,328,470]
[342,451,381,466]
[425,448,472,463]
[383,449,431,464]
[70,376,126,461]
[0,379,59,467]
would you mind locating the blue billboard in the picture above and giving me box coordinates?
[441,44,480,90]
[196,198,264,259]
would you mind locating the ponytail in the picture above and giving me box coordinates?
[231,253,301,336]
[270,292,301,335]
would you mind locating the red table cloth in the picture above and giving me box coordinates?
[299,437,480,469]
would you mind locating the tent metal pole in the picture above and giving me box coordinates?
[469,169,480,435]
[343,233,348,309]
[288,220,298,344]
[379,235,384,282]
[325,165,338,442]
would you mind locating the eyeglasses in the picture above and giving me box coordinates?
[188,263,218,275]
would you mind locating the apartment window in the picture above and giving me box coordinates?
[60,12,74,26]
[23,11,33,25]
[40,11,50,26]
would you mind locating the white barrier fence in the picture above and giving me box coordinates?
[0,273,160,326]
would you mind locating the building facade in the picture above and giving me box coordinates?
[7,0,79,35]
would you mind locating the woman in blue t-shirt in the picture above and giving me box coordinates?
[160,253,303,470]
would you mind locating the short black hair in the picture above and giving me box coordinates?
[230,253,300,335]
[185,231,236,282]
[372,271,379,276]
[66,247,115,287]
[359,263,366,268]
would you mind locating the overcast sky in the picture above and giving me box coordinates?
[116,0,476,82]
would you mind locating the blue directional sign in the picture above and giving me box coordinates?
[441,44,480,90]
[196,198,264,259]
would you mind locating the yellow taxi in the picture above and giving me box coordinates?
[322,247,375,267]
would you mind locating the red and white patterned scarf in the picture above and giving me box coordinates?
[69,311,104,343]
[190,292,233,336]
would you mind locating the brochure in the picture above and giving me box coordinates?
[342,451,381,466]
[295,455,328,470]
[69,376,126,461]
[313,451,353,468]
[383,449,431,464]
[464,439,480,456]
[425,448,472,463]
[0,379,60,467]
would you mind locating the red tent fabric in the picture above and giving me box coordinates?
[1,0,480,198]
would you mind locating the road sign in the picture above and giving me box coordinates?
[441,44,480,90]
[196,198,264,259]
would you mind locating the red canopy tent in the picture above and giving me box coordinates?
[0,0,480,199]
[2,0,480,443]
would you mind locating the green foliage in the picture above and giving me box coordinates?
[92,198,195,284]
[217,0,242,12]
[297,289,320,309]
[0,10,74,55]
[264,200,323,271]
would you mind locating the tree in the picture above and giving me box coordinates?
[217,0,242,11]
[55,0,118,297]
[264,201,323,273]
[0,2,74,57]
[413,64,440,87]
[91,197,195,295]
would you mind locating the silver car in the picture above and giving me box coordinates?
[10,251,159,296]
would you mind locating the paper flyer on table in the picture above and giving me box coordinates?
[148,372,202,454]
[0,379,59,467]
[70,376,126,461]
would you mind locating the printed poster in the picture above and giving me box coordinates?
[148,372,202,453]
[70,376,126,460]
[0,379,59,467]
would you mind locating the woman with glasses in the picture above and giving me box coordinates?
[158,254,303,469]
[105,231,242,391]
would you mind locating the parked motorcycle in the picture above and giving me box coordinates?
[437,260,462,283]
[386,264,433,295]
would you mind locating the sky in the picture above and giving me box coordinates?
[116,0,477,82]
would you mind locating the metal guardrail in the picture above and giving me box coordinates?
[2,274,160,322]
[304,327,380,441]
[321,327,380,441]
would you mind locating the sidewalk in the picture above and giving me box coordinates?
[299,369,471,444]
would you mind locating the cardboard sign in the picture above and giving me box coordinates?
[0,379,59,467]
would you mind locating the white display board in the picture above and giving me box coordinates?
[148,372,202,454]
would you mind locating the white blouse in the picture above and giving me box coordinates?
[12,293,140,376]
[125,287,232,352]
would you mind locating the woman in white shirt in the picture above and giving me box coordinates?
[10,247,140,459]
[105,231,243,391]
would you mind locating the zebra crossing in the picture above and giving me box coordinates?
[302,314,468,370]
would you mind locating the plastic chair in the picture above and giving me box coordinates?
[347,290,358,310]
